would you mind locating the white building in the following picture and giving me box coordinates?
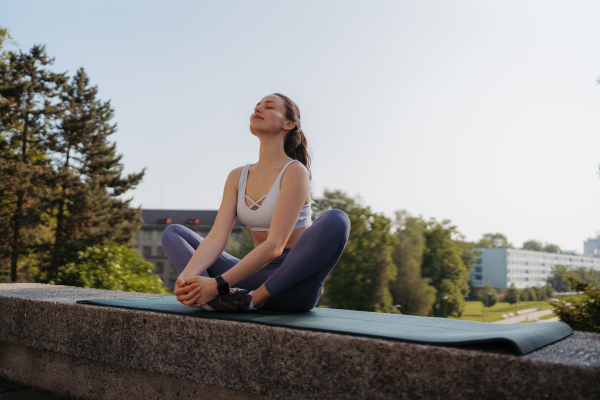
[471,248,600,292]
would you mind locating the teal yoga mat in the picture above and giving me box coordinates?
[77,295,572,355]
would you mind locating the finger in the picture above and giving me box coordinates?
[177,285,201,302]
[175,282,198,296]
[183,292,202,306]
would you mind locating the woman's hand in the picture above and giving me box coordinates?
[174,275,202,307]
[185,276,219,307]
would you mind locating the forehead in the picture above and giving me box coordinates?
[257,95,281,107]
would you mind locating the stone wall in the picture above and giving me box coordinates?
[1,284,599,399]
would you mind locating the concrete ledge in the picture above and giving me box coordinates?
[1,283,600,399]
[0,341,270,400]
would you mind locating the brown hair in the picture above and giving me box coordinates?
[272,93,312,180]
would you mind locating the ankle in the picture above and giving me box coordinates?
[251,293,267,309]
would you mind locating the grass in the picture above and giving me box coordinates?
[555,294,586,302]
[538,312,556,320]
[449,300,554,323]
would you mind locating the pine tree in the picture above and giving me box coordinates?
[0,45,66,282]
[41,67,144,280]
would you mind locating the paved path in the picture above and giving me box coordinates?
[537,316,560,323]
[492,309,554,324]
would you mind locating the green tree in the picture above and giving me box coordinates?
[504,283,519,304]
[570,266,600,288]
[518,288,528,301]
[550,275,600,333]
[522,240,544,252]
[454,238,479,299]
[476,233,513,249]
[389,210,436,316]
[1,47,145,286]
[50,245,169,294]
[0,26,16,63]
[543,243,561,254]
[521,239,561,254]
[312,190,399,313]
[478,282,498,307]
[0,45,66,282]
[546,284,555,298]
[547,265,571,292]
[41,67,144,280]
[527,286,538,302]
[535,285,553,300]
[421,219,470,317]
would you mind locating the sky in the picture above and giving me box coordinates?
[2,1,600,252]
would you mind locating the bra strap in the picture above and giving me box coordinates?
[238,163,251,192]
[276,160,299,188]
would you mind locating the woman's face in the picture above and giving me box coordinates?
[250,95,294,135]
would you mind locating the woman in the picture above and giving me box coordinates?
[161,93,350,312]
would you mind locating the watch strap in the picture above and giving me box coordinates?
[215,275,229,295]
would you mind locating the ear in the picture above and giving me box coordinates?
[283,120,296,132]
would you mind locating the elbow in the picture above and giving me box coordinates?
[262,240,285,260]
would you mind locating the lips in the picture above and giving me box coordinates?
[252,114,263,120]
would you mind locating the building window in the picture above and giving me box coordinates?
[169,279,176,292]
[156,262,164,274]
[474,267,482,273]
[143,231,152,240]
[170,264,178,274]
[143,246,152,257]
[157,246,165,257]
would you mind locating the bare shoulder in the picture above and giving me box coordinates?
[282,161,310,184]
[225,165,245,183]
[229,165,245,178]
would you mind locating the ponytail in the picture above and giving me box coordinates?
[273,93,312,180]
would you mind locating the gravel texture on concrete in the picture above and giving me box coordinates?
[1,283,599,399]
[0,376,67,399]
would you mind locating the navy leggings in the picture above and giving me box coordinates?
[160,209,350,312]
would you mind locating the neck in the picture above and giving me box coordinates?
[256,133,291,167]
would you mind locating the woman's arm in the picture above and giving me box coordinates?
[178,167,243,279]
[174,167,246,306]
[220,162,311,286]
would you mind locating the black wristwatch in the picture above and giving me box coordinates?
[215,275,230,296]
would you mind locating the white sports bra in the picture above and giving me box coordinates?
[237,160,312,232]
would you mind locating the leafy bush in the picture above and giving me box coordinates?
[50,245,169,294]
[504,283,519,304]
[550,275,600,333]
[477,282,498,307]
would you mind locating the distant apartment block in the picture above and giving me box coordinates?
[584,234,600,258]
[471,248,600,293]
[134,209,246,292]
